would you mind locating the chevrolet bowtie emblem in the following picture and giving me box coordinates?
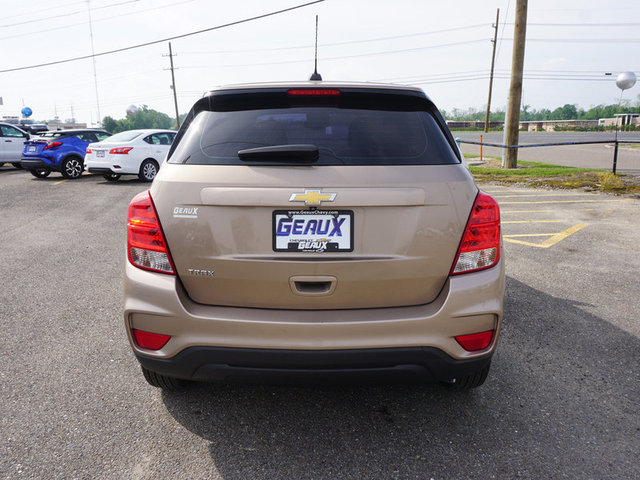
[289,189,337,207]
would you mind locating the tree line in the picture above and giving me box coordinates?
[441,96,640,122]
[98,98,640,131]
[101,106,187,134]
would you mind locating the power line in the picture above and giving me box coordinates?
[179,23,490,55]
[0,0,325,74]
[495,0,511,61]
[178,39,488,69]
[0,0,142,28]
[1,0,88,21]
[507,22,640,27]
[0,0,195,41]
[0,9,82,28]
[504,37,640,43]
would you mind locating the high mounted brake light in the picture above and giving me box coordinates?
[287,89,341,96]
[127,190,175,274]
[451,191,501,275]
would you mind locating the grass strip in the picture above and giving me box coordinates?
[468,158,640,195]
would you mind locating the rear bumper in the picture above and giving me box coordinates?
[124,256,505,383]
[135,345,492,384]
[85,158,138,174]
[87,167,117,174]
[21,158,56,170]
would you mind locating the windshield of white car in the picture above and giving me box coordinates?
[102,131,144,143]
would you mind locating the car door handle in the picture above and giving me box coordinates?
[4,140,11,142]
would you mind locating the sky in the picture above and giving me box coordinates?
[1,0,639,126]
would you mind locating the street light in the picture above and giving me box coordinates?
[612,71,637,173]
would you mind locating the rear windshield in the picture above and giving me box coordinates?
[168,104,459,166]
[37,132,69,139]
[103,130,143,143]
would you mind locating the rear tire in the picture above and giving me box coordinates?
[29,168,51,178]
[444,362,491,390]
[141,366,185,391]
[103,173,121,181]
[138,159,159,182]
[61,156,83,179]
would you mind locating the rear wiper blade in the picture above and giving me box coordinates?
[237,144,319,163]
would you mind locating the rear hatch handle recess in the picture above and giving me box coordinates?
[237,144,319,164]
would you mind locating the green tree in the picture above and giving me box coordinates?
[100,106,176,134]
[102,116,118,133]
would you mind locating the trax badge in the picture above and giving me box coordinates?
[289,189,336,207]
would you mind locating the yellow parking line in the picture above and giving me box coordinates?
[502,209,597,213]
[493,193,596,198]
[501,199,629,205]
[504,223,588,248]
[505,233,556,238]
[52,179,68,185]
[502,220,563,224]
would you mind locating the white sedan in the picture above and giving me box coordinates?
[85,129,177,182]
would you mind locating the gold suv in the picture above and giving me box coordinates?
[124,82,504,390]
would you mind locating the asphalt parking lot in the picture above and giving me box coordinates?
[1,165,639,479]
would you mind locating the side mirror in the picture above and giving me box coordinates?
[24,133,30,140]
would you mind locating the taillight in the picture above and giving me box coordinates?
[44,141,62,150]
[451,191,501,275]
[127,190,175,274]
[110,147,133,154]
[455,330,494,351]
[132,329,171,350]
[86,148,92,154]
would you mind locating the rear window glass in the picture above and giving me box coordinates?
[103,131,143,143]
[168,107,459,166]
[38,132,68,139]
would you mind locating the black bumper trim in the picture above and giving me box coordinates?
[21,159,50,169]
[135,346,492,385]
[87,167,115,174]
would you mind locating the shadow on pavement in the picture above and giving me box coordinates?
[161,276,640,479]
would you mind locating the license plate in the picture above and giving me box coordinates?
[273,210,353,252]
[96,150,105,157]
[28,146,36,152]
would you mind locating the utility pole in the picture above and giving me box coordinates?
[484,8,500,133]
[87,0,101,126]
[504,0,528,169]
[164,42,180,130]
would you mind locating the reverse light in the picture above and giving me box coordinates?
[287,88,341,96]
[110,147,133,154]
[455,330,494,352]
[132,329,171,350]
[127,190,175,274]
[451,191,501,275]
[44,141,62,150]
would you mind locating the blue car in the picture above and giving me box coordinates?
[21,129,111,179]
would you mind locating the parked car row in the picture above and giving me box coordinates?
[0,123,30,168]
[0,122,176,182]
